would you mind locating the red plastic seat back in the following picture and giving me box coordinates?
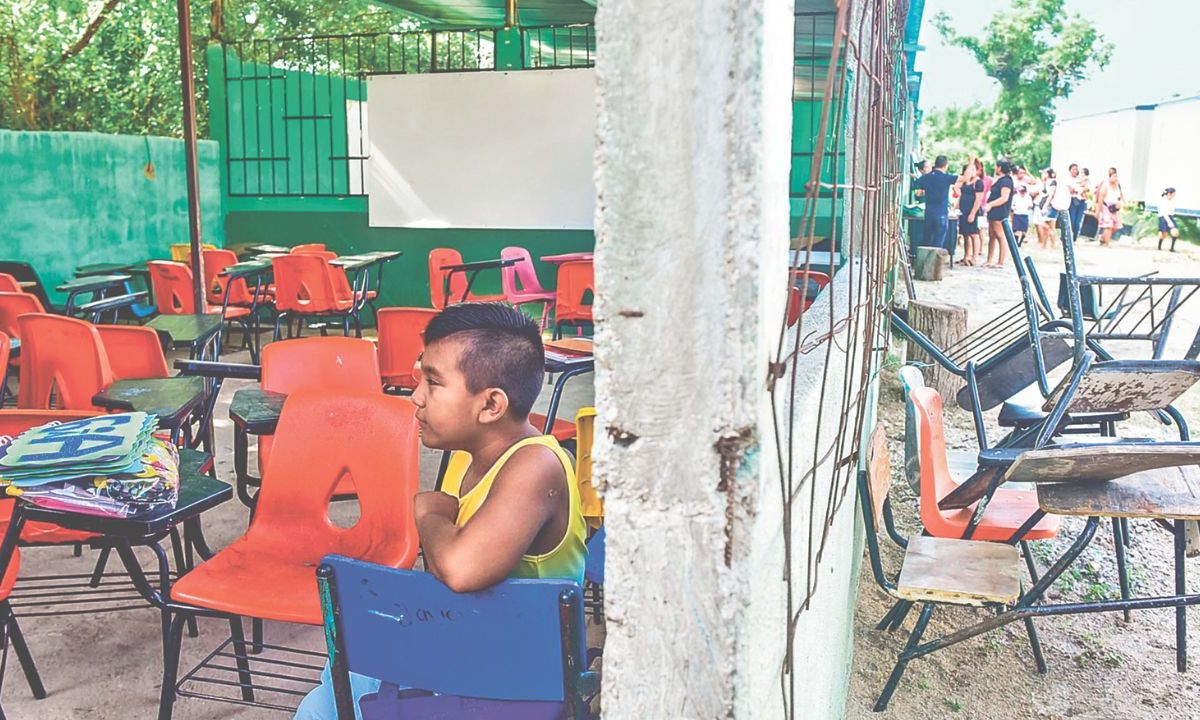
[272,254,342,314]
[246,391,420,569]
[197,248,247,307]
[376,308,437,389]
[908,387,964,532]
[261,336,382,395]
[17,314,113,410]
[148,261,202,315]
[294,249,353,300]
[290,243,327,254]
[0,291,45,338]
[554,260,595,324]
[428,248,467,309]
[96,325,170,380]
[500,247,550,297]
[0,274,20,293]
[0,330,8,373]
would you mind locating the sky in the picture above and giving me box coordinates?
[916,0,1200,120]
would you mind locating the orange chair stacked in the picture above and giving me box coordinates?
[270,254,360,340]
[375,307,437,392]
[427,248,506,310]
[553,260,594,339]
[159,391,421,718]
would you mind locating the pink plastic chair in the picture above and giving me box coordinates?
[500,247,556,329]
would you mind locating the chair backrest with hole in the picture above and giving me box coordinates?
[500,247,550,298]
[898,366,926,492]
[319,554,588,719]
[554,261,594,326]
[293,249,354,301]
[376,308,437,390]
[249,392,420,569]
[17,314,113,410]
[428,248,465,309]
[272,254,342,315]
[148,261,202,315]
[908,387,960,533]
[199,248,246,306]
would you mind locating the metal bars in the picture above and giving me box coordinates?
[220,24,593,198]
[772,2,910,717]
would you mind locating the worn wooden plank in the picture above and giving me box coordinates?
[866,424,891,528]
[898,535,1021,606]
[1043,360,1200,414]
[1037,465,1200,520]
[1003,442,1200,485]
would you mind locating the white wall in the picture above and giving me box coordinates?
[1050,109,1142,199]
[1144,97,1200,215]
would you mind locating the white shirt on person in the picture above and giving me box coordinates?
[1050,177,1073,211]
[1160,197,1176,218]
[1012,193,1033,215]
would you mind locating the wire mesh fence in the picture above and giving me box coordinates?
[771,0,910,715]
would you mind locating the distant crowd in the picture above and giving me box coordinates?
[912,156,1182,270]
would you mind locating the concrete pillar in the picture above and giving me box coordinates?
[593,0,795,715]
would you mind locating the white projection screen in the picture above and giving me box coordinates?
[365,69,596,229]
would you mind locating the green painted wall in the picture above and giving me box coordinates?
[209,43,595,312]
[0,130,223,302]
[790,99,845,240]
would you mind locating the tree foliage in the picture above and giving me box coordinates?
[0,0,418,137]
[928,0,1113,168]
[919,103,990,167]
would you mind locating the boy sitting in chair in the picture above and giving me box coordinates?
[296,302,588,719]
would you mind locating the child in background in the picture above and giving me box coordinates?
[295,302,588,720]
[1011,185,1033,246]
[1159,187,1180,252]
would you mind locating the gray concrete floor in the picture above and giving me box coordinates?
[1,332,595,718]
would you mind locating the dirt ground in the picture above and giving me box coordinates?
[0,332,595,719]
[848,234,1200,719]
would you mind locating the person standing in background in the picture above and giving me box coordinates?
[956,161,984,265]
[1011,185,1033,246]
[983,158,1015,268]
[1095,167,1125,247]
[912,155,972,260]
[1159,187,1180,252]
[1067,163,1086,238]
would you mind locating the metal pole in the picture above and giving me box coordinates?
[176,0,205,310]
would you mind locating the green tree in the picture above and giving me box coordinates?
[0,0,418,137]
[920,103,991,167]
[932,0,1113,168]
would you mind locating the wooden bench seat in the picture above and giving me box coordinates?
[897,535,1022,606]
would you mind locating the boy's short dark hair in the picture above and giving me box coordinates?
[424,302,545,418]
[933,155,948,169]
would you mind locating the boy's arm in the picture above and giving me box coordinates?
[414,445,563,593]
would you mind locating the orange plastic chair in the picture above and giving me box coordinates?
[200,248,271,309]
[0,291,45,338]
[147,260,251,321]
[376,308,437,391]
[501,247,557,329]
[0,274,21,293]
[289,243,327,254]
[0,330,8,405]
[94,325,170,381]
[168,390,421,626]
[910,387,1060,542]
[553,260,594,338]
[16,314,113,411]
[270,254,356,339]
[574,407,603,530]
[428,248,507,310]
[249,337,382,499]
[292,249,377,306]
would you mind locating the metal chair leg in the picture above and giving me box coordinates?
[887,601,915,632]
[1022,613,1047,673]
[1113,518,1132,621]
[168,529,199,638]
[875,603,934,712]
[88,546,111,588]
[252,617,264,655]
[1176,520,1188,672]
[157,613,187,720]
[228,617,255,701]
[4,605,45,699]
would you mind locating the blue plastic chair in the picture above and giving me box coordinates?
[318,555,597,720]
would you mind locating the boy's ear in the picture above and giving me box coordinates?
[477,387,511,426]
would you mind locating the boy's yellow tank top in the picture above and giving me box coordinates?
[440,435,587,584]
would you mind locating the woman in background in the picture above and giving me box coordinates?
[1095,167,1125,247]
[1159,187,1180,252]
[956,162,984,265]
[983,158,1015,268]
